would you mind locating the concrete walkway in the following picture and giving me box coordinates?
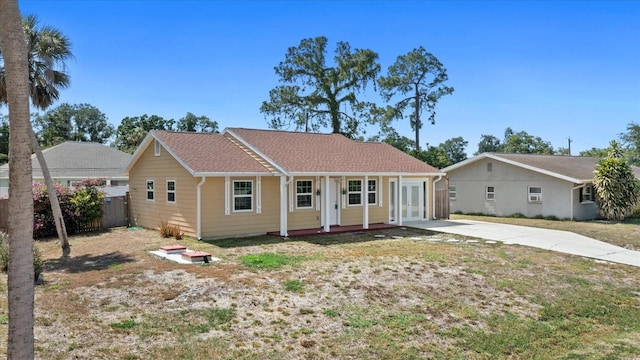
[405,219,640,268]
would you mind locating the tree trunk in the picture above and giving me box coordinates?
[0,0,36,358]
[28,127,70,257]
[414,86,421,152]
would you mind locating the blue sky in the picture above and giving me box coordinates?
[17,0,640,156]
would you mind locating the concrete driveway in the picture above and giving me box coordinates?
[405,219,640,268]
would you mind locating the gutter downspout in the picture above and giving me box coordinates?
[196,177,206,240]
[571,184,586,221]
[433,175,443,220]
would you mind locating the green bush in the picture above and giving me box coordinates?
[0,232,44,281]
[33,178,105,238]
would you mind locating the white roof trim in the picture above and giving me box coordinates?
[123,131,197,176]
[223,128,290,175]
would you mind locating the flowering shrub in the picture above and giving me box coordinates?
[32,178,105,238]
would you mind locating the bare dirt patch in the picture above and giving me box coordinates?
[1,226,639,359]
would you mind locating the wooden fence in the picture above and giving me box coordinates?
[0,194,129,233]
[434,188,450,220]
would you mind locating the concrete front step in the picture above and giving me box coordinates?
[159,245,187,255]
[181,251,213,263]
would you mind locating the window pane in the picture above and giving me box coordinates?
[147,181,154,190]
[234,196,252,210]
[529,187,541,194]
[147,191,154,200]
[297,194,312,208]
[167,192,175,202]
[348,180,361,192]
[297,180,312,193]
[487,186,494,192]
[368,180,376,192]
[368,192,376,204]
[349,193,361,205]
[167,181,175,191]
[234,181,252,195]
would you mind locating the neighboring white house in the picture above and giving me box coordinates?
[441,153,640,220]
[0,142,131,198]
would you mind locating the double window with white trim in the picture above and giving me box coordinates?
[166,180,176,203]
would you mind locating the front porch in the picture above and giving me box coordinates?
[268,223,398,238]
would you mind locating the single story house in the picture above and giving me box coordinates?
[0,141,131,198]
[123,128,446,239]
[441,152,640,220]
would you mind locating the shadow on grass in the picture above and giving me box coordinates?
[44,251,136,273]
[205,227,438,248]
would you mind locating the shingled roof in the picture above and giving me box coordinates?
[226,128,443,174]
[125,128,443,176]
[126,131,274,175]
[443,152,640,183]
[0,142,131,179]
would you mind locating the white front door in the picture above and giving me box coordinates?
[329,179,340,225]
[402,183,422,221]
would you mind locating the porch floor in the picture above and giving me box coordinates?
[267,223,399,237]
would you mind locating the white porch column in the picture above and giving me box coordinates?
[196,177,206,240]
[280,176,288,237]
[398,175,403,226]
[324,176,331,232]
[363,175,369,229]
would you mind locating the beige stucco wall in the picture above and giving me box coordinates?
[129,142,199,236]
[448,158,599,220]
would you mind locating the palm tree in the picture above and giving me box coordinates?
[0,14,73,256]
[0,0,36,357]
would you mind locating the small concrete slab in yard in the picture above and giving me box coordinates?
[427,238,441,242]
[411,237,423,241]
[446,239,460,243]
[466,240,479,244]
[485,240,498,244]
[159,245,187,255]
[374,234,386,238]
[150,248,220,264]
[181,251,213,263]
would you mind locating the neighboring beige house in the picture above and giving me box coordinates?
[0,142,131,198]
[442,152,640,220]
[123,128,446,239]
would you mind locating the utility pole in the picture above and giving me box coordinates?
[567,137,572,155]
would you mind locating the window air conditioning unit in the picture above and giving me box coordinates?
[529,194,541,202]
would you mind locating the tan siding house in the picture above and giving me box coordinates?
[442,153,640,220]
[124,128,445,239]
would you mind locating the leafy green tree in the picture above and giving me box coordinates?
[475,127,554,155]
[414,145,451,169]
[114,114,174,153]
[0,1,36,356]
[378,46,454,151]
[176,112,218,133]
[593,141,640,220]
[475,134,502,154]
[619,122,640,166]
[369,128,416,153]
[33,103,114,147]
[502,129,554,154]
[261,36,380,138]
[0,14,72,110]
[555,147,570,155]
[438,136,467,164]
[580,147,608,157]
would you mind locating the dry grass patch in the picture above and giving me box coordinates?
[0,225,637,359]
